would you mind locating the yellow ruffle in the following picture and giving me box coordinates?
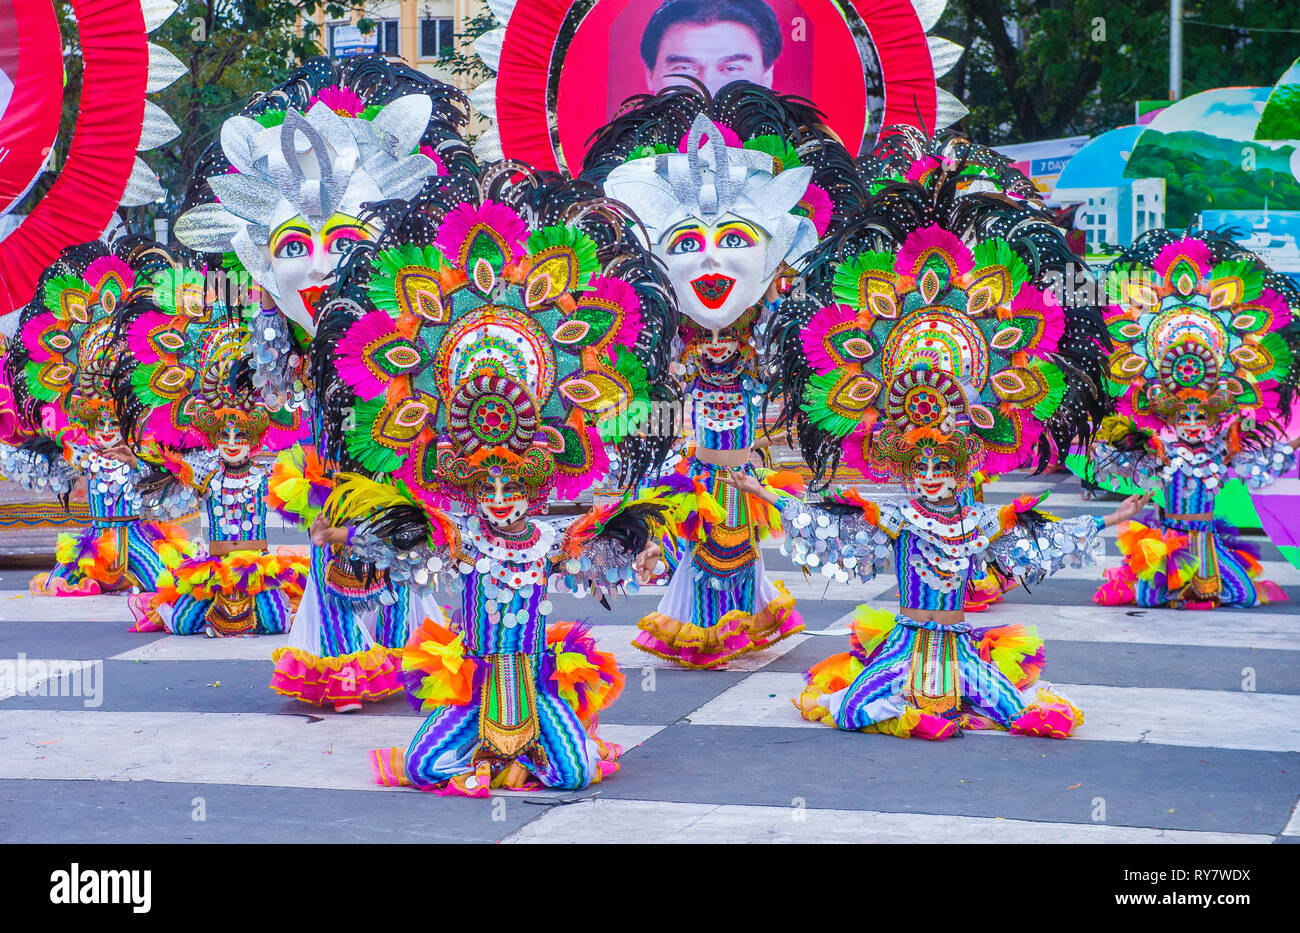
[862,706,923,737]
[270,643,402,673]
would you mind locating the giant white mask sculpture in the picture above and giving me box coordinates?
[175,94,442,337]
[602,113,818,330]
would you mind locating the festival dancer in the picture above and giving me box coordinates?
[112,269,308,636]
[752,165,1130,738]
[308,167,675,795]
[584,82,865,668]
[2,240,195,596]
[1088,231,1300,609]
[172,55,474,709]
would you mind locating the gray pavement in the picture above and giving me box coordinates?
[0,470,1297,843]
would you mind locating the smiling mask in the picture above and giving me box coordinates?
[174,94,442,337]
[602,113,817,330]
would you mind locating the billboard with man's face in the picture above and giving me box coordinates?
[489,0,948,173]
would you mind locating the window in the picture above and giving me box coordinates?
[330,20,400,57]
[420,17,455,58]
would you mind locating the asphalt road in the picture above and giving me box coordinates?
[1,471,1297,843]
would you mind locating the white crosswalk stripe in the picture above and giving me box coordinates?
[501,799,1273,844]
[683,671,1300,753]
[0,708,663,792]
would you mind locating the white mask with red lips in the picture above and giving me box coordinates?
[475,476,529,530]
[660,213,773,330]
[215,422,253,467]
[907,452,961,502]
[1172,407,1215,445]
[91,413,123,451]
[697,328,741,365]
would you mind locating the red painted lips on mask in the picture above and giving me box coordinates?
[691,275,735,310]
[298,286,327,319]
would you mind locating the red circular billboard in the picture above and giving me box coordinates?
[0,0,63,220]
[494,0,940,172]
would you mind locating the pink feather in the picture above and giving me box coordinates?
[582,277,642,354]
[840,424,890,482]
[798,183,834,237]
[554,424,610,500]
[1153,237,1212,282]
[1010,284,1064,358]
[84,255,135,297]
[335,311,404,398]
[1253,287,1292,331]
[310,85,365,117]
[435,200,529,269]
[979,409,1036,474]
[21,312,60,363]
[894,224,974,280]
[678,123,741,152]
[126,311,180,365]
[801,304,862,374]
[143,405,195,449]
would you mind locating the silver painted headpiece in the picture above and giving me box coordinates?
[601,113,818,280]
[173,95,441,328]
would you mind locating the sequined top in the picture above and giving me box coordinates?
[1095,436,1296,514]
[0,443,78,500]
[685,346,765,451]
[778,496,1104,611]
[351,511,641,657]
[61,446,147,521]
[202,463,269,541]
[0,443,149,520]
[141,450,268,541]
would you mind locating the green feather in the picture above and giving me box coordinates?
[524,225,601,292]
[801,370,861,437]
[1030,361,1066,421]
[970,239,1030,293]
[833,252,895,309]
[1258,332,1294,380]
[368,244,449,318]
[1209,259,1264,302]
[343,397,406,474]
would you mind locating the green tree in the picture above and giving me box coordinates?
[938,0,1300,145]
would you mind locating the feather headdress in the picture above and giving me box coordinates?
[586,83,864,331]
[770,128,1110,486]
[7,237,175,443]
[314,164,677,519]
[1101,229,1300,439]
[112,265,303,455]
[173,55,475,339]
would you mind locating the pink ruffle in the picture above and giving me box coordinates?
[1010,703,1078,739]
[269,647,403,706]
[912,712,960,740]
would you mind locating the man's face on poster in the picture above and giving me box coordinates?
[645,21,774,96]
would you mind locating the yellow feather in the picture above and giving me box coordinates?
[325,473,420,524]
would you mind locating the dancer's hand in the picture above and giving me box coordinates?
[1104,491,1154,527]
[310,512,348,546]
[718,470,778,504]
[102,445,138,467]
[634,540,662,582]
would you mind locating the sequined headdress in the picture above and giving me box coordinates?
[771,128,1110,485]
[112,263,302,454]
[314,165,677,514]
[584,83,864,330]
[7,238,175,442]
[1102,231,1299,436]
